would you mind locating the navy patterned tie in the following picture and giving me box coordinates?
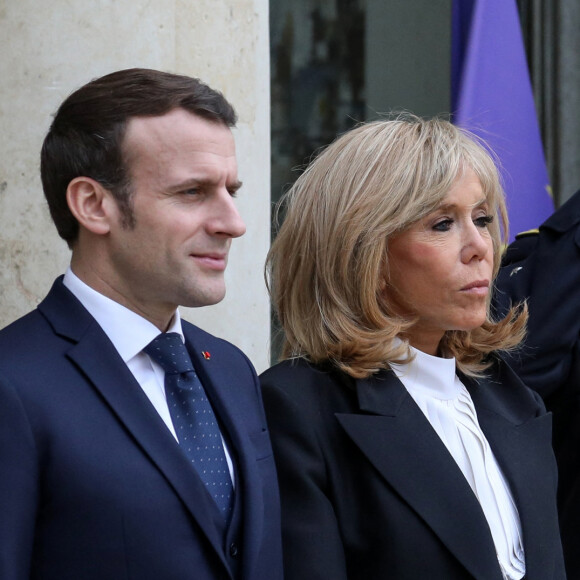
[144,333,234,520]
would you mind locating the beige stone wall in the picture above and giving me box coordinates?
[0,0,272,372]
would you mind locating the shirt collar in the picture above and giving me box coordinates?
[390,342,458,400]
[63,267,184,363]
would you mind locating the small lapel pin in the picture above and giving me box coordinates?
[202,351,211,360]
[509,266,523,277]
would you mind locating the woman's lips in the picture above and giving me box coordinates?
[461,280,490,296]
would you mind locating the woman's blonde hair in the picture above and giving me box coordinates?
[266,114,526,379]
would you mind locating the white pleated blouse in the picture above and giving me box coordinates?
[390,346,525,580]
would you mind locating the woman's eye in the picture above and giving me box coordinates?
[433,219,453,232]
[474,215,494,228]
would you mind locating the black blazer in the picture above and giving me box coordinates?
[261,356,565,580]
[495,188,580,578]
[0,277,283,580]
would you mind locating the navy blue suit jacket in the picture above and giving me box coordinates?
[261,357,565,580]
[0,277,283,580]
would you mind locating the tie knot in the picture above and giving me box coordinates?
[144,332,195,376]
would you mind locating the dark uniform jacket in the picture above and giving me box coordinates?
[495,188,580,578]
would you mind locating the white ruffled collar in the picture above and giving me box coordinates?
[390,343,459,400]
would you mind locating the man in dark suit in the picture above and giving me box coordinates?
[495,188,580,578]
[0,68,282,580]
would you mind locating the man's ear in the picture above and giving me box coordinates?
[66,177,117,235]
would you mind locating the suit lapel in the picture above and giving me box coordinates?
[184,327,266,578]
[336,370,503,580]
[468,373,558,580]
[39,280,231,574]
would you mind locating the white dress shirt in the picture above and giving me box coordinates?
[63,267,235,484]
[391,345,525,580]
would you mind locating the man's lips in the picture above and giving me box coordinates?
[191,252,228,270]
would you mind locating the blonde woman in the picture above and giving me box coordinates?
[261,116,565,580]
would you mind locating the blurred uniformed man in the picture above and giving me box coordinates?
[495,188,580,579]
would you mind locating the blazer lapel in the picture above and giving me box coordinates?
[39,281,231,573]
[467,374,558,580]
[336,370,503,580]
[184,327,266,578]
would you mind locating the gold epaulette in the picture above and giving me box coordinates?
[514,228,539,239]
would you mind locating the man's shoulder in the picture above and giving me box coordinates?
[181,319,253,367]
[501,229,540,268]
[0,307,46,344]
[1,276,70,333]
[540,187,580,235]
[502,188,580,267]
[0,277,85,365]
[182,319,234,348]
[0,309,65,390]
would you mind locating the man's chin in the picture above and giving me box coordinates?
[180,288,227,309]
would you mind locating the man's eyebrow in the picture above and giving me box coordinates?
[166,178,202,192]
[167,178,243,192]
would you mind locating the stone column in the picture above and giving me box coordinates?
[0,0,272,372]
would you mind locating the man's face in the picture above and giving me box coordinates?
[102,108,246,328]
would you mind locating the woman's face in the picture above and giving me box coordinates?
[386,167,494,356]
